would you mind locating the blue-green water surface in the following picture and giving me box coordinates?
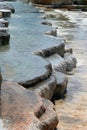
[0,1,62,81]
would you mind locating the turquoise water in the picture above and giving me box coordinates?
[0,1,62,81]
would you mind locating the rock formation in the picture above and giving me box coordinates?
[0,68,2,88]
[0,1,77,130]
[0,1,14,46]
[0,81,58,130]
[32,0,73,5]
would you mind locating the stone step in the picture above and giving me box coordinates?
[28,70,68,100]
[46,53,77,74]
[0,2,15,13]
[0,9,11,17]
[46,54,67,74]
[1,80,58,130]
[0,18,9,27]
[35,43,65,58]
[0,31,10,45]
[64,52,77,72]
[30,75,57,100]
[0,27,8,32]
[39,98,58,130]
[52,71,68,100]
[19,58,52,88]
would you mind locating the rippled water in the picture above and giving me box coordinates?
[47,9,87,130]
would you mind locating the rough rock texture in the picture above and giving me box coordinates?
[52,71,68,99]
[35,43,65,57]
[0,81,58,130]
[64,52,77,71]
[40,98,58,130]
[0,2,77,130]
[33,76,57,100]
[46,54,67,74]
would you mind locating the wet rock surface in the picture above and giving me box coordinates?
[33,76,57,100]
[35,42,65,57]
[0,80,58,130]
[0,1,77,130]
[32,0,73,6]
[0,18,9,27]
[0,1,13,46]
[1,54,52,87]
[0,2,15,13]
[0,32,10,45]
[52,71,68,100]
[46,54,67,74]
[0,9,11,17]
[60,5,87,11]
[64,52,77,72]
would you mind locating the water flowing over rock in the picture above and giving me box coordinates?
[0,1,77,130]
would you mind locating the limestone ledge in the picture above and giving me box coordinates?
[0,43,77,130]
[0,2,77,130]
[0,1,15,46]
[0,81,58,130]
